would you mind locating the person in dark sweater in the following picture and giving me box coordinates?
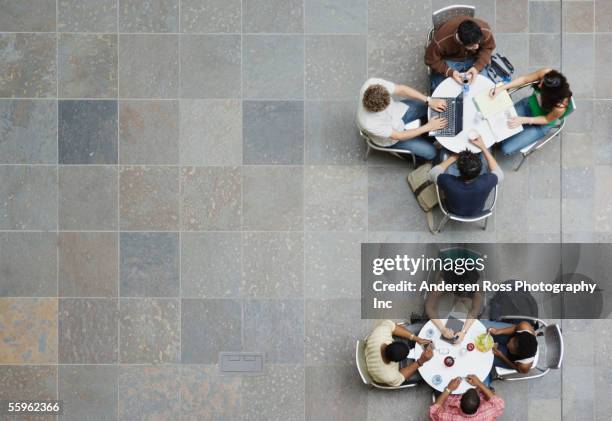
[429,136,503,217]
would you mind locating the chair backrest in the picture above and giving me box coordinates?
[544,324,564,369]
[355,340,373,385]
[436,184,497,221]
[432,4,476,30]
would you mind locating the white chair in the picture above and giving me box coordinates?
[434,184,497,233]
[358,128,417,166]
[493,316,564,381]
[426,5,477,84]
[507,83,577,171]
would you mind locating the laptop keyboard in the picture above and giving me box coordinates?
[430,98,456,137]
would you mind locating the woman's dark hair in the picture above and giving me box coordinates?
[514,331,538,359]
[384,342,409,362]
[460,388,481,415]
[539,70,572,112]
[456,150,482,181]
[457,20,483,45]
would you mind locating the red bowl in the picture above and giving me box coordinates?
[467,343,475,351]
[444,356,455,367]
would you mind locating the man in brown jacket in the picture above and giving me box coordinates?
[425,16,496,92]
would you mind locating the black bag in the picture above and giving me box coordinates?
[485,53,515,84]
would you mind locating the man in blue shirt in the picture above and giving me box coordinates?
[429,136,503,217]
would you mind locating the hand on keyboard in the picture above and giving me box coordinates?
[425,116,448,132]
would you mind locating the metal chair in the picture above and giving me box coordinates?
[434,184,497,233]
[425,5,476,86]
[493,316,564,381]
[507,83,577,171]
[358,128,417,166]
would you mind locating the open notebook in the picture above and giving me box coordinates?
[473,86,523,142]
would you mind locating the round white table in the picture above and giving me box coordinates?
[412,318,493,394]
[429,74,496,154]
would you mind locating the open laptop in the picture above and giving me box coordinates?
[429,91,464,137]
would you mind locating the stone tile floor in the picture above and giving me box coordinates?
[0,0,610,420]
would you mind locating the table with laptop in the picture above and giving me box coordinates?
[411,316,494,394]
[427,74,523,152]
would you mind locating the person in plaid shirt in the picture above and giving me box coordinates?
[429,375,505,421]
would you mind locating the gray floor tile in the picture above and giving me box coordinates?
[0,366,56,402]
[0,298,58,364]
[305,165,367,231]
[118,366,180,420]
[180,99,242,166]
[0,232,56,297]
[369,0,431,36]
[594,165,612,232]
[562,34,599,98]
[59,232,118,297]
[562,166,594,199]
[563,1,594,33]
[367,166,427,232]
[432,0,495,28]
[0,0,56,31]
[563,133,593,168]
[181,298,242,364]
[181,166,241,231]
[180,365,242,420]
[306,0,367,33]
[366,384,432,421]
[243,101,305,164]
[530,0,561,32]
[243,0,304,33]
[528,164,560,199]
[243,35,304,99]
[59,365,118,421]
[119,298,180,363]
[0,100,57,164]
[242,166,304,231]
[242,364,305,420]
[305,299,365,365]
[306,35,367,100]
[595,0,612,32]
[529,34,560,68]
[59,34,118,99]
[180,0,240,33]
[496,0,528,33]
[593,101,612,164]
[368,33,429,94]
[180,34,240,99]
[495,34,529,76]
[59,166,118,230]
[119,166,180,231]
[243,299,304,364]
[595,368,612,420]
[59,298,119,364]
[0,33,57,98]
[242,232,304,298]
[181,232,241,298]
[304,232,365,299]
[119,34,178,99]
[58,0,118,32]
[0,166,57,230]
[120,232,179,297]
[119,100,179,165]
[119,0,178,33]
[595,34,612,99]
[305,365,368,421]
[565,99,592,133]
[305,100,365,165]
[59,100,118,165]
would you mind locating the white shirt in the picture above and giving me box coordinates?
[357,78,409,147]
[364,320,405,387]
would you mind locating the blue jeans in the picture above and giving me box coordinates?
[500,97,551,156]
[389,99,437,161]
[430,58,489,93]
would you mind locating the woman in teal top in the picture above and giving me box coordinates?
[489,68,573,156]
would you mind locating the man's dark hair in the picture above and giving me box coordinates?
[363,84,391,112]
[457,20,483,45]
[460,388,481,415]
[384,342,409,362]
[456,150,482,181]
[514,331,538,359]
[540,70,572,112]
